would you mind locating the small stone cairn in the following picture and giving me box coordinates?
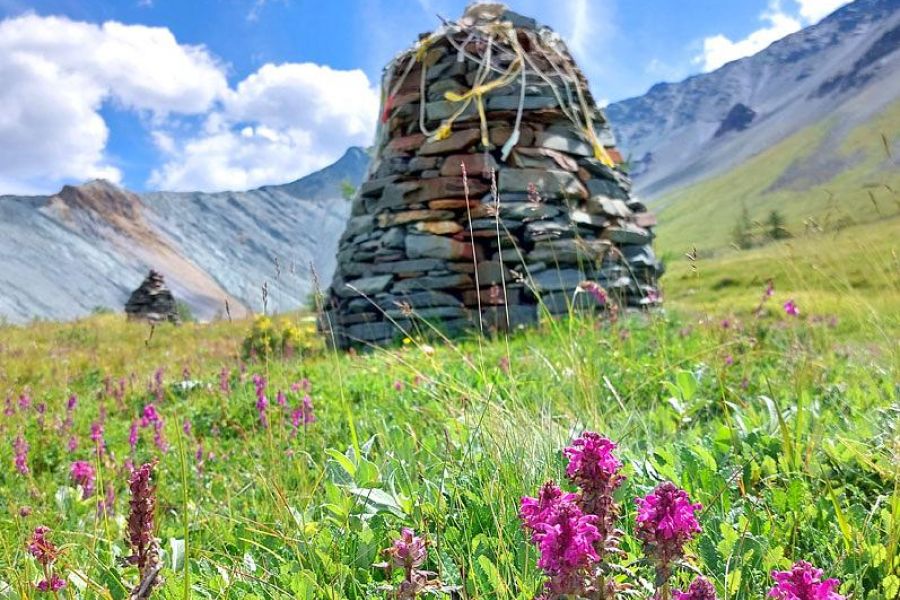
[125,270,180,324]
[321,3,662,349]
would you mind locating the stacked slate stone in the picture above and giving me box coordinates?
[124,270,180,324]
[321,2,662,349]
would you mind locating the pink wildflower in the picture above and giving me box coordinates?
[28,526,65,593]
[36,575,66,592]
[13,435,29,475]
[784,299,800,317]
[388,528,427,572]
[28,526,58,564]
[182,418,192,436]
[276,390,287,407]
[578,281,609,306]
[91,421,105,447]
[635,482,702,567]
[520,482,578,533]
[291,396,316,434]
[129,420,139,452]
[140,404,160,427]
[769,561,843,600]
[520,482,601,596]
[674,576,718,600]
[393,380,405,391]
[70,460,96,497]
[563,433,625,553]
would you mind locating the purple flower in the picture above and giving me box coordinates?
[724,355,734,367]
[70,460,96,497]
[182,418,192,436]
[769,561,843,600]
[91,421,105,446]
[577,280,608,306]
[36,574,66,592]
[140,404,160,427]
[393,380,405,391]
[564,433,622,488]
[533,502,600,575]
[256,394,269,428]
[276,390,287,407]
[635,482,702,566]
[563,433,625,555]
[784,299,800,317]
[13,435,29,475]
[129,420,139,452]
[253,374,268,427]
[67,394,78,411]
[520,482,601,596]
[291,395,316,434]
[520,482,578,533]
[126,462,160,577]
[19,390,31,410]
[388,528,427,571]
[28,526,58,565]
[674,576,718,600]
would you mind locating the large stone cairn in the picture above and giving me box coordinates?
[322,3,662,349]
[125,270,180,324]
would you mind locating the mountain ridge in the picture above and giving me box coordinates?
[605,0,900,200]
[0,147,369,324]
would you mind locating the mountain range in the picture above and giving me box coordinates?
[1,0,898,324]
[0,148,368,323]
[605,0,900,200]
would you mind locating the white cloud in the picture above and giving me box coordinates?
[695,2,802,72]
[794,0,851,23]
[694,0,852,73]
[0,14,227,194]
[0,13,379,195]
[149,62,379,192]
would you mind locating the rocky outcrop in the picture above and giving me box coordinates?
[321,3,663,349]
[125,270,179,324]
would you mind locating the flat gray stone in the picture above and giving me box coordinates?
[393,274,473,292]
[406,234,473,260]
[498,168,587,198]
[372,259,444,274]
[535,131,593,156]
[531,268,585,292]
[605,225,651,245]
[336,275,393,298]
[586,178,628,200]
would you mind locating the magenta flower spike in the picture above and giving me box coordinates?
[70,460,96,497]
[769,561,843,600]
[635,482,702,586]
[674,576,718,600]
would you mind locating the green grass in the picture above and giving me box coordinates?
[655,100,900,254]
[0,279,897,598]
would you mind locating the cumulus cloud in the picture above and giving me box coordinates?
[694,0,852,73]
[0,13,378,195]
[149,62,379,191]
[794,0,852,23]
[696,3,802,72]
[0,14,227,194]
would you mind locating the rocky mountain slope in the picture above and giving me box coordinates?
[605,0,900,200]
[0,147,368,323]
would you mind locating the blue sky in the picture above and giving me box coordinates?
[0,0,849,194]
